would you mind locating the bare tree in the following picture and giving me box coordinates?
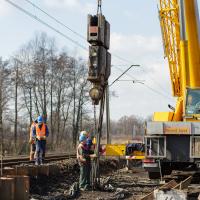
[0,58,11,154]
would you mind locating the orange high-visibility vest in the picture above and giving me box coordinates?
[36,123,46,140]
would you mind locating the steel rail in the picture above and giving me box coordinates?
[2,153,76,167]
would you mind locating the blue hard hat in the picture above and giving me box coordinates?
[37,116,43,123]
[79,134,87,142]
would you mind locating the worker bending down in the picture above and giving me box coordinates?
[77,131,96,191]
[32,116,49,165]
[29,119,38,161]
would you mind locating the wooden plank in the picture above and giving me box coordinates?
[7,175,29,200]
[173,176,192,190]
[15,166,29,176]
[0,177,15,200]
[3,167,16,176]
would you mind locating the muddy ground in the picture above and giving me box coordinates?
[29,159,157,200]
[30,159,200,200]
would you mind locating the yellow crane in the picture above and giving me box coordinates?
[89,0,200,179]
[144,0,200,179]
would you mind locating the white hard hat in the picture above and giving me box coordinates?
[80,131,88,137]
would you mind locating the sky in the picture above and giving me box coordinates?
[1,0,199,120]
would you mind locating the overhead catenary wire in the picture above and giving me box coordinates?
[19,0,162,88]
[126,72,174,101]
[109,65,140,87]
[6,0,173,101]
[135,82,174,101]
[113,65,137,80]
[6,0,141,81]
[24,0,87,41]
[20,0,137,66]
[113,64,173,100]
[114,79,173,101]
[5,0,88,51]
[111,53,172,97]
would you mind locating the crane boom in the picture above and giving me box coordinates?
[159,0,181,97]
[144,0,200,179]
[155,0,200,121]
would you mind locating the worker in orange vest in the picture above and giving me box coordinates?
[29,120,38,161]
[32,116,49,165]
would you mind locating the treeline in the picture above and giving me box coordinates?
[0,32,91,154]
[0,32,146,155]
[110,115,145,136]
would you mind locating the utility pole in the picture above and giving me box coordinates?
[14,59,19,152]
[106,85,111,144]
[0,66,3,176]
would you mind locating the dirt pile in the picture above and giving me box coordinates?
[30,158,122,200]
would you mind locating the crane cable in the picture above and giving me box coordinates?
[97,0,102,15]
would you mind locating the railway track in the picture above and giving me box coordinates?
[1,153,76,167]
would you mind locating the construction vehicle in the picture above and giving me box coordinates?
[144,0,200,179]
[88,0,200,180]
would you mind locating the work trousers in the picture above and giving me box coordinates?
[79,162,91,189]
[35,140,46,165]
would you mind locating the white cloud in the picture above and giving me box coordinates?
[44,0,79,7]
[111,32,162,62]
[44,0,96,14]
[109,33,175,120]
[0,0,12,16]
